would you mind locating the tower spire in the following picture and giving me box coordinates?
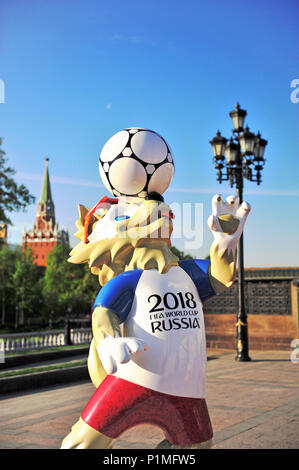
[36,158,55,223]
[40,157,53,204]
[22,158,69,268]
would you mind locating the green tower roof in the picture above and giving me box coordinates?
[39,158,53,203]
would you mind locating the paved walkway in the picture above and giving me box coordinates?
[0,349,298,449]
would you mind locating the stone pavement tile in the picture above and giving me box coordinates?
[2,420,164,449]
[0,439,21,449]
[7,408,164,449]
[0,431,59,449]
[207,406,262,433]
[1,404,85,429]
[207,349,292,369]
[213,409,299,449]
[0,382,94,432]
[18,444,55,449]
[15,439,56,449]
[212,397,299,449]
[207,382,299,411]
[113,425,164,449]
[212,368,298,387]
[206,352,299,411]
[21,412,83,439]
[0,381,94,421]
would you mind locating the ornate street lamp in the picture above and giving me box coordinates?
[229,102,247,133]
[210,130,227,160]
[209,103,268,361]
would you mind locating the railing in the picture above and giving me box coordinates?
[70,328,92,346]
[0,328,92,353]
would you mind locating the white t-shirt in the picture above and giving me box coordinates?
[94,258,215,398]
[114,266,207,398]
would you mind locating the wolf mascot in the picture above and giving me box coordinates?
[61,129,250,449]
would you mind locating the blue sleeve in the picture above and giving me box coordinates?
[93,269,143,323]
[178,259,215,302]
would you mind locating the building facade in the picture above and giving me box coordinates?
[22,158,69,267]
[203,267,299,351]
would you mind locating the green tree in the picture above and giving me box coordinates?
[171,246,194,260]
[79,263,100,311]
[13,248,40,327]
[171,246,210,261]
[0,138,35,225]
[0,245,19,325]
[42,244,99,320]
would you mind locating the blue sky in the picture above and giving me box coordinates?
[0,0,298,267]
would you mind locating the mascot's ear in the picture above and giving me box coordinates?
[74,204,104,242]
[146,191,164,202]
[83,196,118,243]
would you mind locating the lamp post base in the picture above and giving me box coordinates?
[235,353,251,362]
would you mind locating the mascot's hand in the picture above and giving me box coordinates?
[207,194,251,256]
[97,334,149,374]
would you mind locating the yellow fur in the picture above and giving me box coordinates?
[68,200,178,286]
[88,306,120,387]
[208,213,239,293]
[68,199,179,387]
[209,242,236,293]
[61,417,114,449]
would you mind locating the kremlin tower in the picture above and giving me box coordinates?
[22,158,69,267]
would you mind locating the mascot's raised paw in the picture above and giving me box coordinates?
[207,194,251,292]
[208,194,251,256]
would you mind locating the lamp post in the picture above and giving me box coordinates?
[209,103,268,361]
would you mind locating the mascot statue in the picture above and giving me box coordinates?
[61,127,251,449]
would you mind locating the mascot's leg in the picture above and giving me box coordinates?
[60,417,114,449]
[156,438,214,449]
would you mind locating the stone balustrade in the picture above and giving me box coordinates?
[0,328,92,353]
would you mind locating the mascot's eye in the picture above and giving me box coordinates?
[115,215,130,221]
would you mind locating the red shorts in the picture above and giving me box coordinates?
[81,375,213,446]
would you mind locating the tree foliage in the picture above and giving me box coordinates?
[171,246,210,260]
[0,138,35,225]
[0,245,19,324]
[42,244,99,319]
[0,243,99,327]
[13,248,40,325]
[170,246,194,260]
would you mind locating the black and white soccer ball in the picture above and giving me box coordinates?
[99,127,174,198]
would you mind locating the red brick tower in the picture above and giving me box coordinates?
[22,158,69,267]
